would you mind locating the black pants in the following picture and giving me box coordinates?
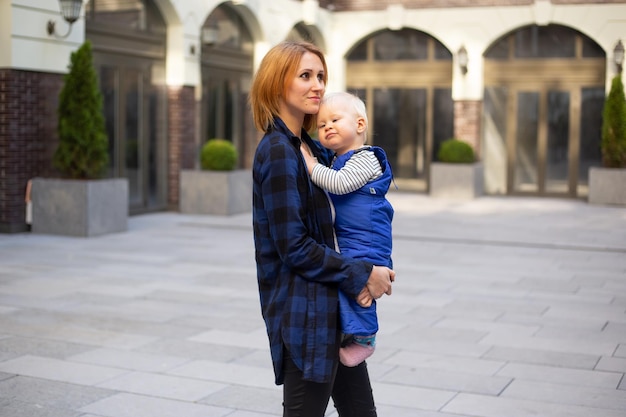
[282,350,377,417]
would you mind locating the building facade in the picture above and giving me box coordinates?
[1,0,625,232]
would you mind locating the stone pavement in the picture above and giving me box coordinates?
[0,192,625,417]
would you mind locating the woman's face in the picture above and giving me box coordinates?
[280,52,325,123]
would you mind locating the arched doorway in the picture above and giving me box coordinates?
[285,22,325,51]
[346,29,454,191]
[483,24,606,198]
[86,0,168,214]
[201,4,255,168]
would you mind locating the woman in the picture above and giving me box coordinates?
[249,41,394,417]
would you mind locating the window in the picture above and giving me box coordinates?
[86,0,165,34]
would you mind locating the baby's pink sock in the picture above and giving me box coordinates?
[339,340,375,367]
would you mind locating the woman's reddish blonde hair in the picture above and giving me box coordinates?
[249,41,327,133]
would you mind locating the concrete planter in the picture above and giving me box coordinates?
[430,162,484,200]
[588,167,626,206]
[180,169,252,215]
[31,178,128,237]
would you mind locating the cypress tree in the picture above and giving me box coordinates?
[601,75,626,168]
[53,41,109,179]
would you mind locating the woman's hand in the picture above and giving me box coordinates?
[356,287,373,307]
[357,266,394,307]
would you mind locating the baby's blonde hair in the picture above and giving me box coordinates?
[321,92,368,142]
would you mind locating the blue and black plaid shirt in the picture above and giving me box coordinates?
[253,117,373,384]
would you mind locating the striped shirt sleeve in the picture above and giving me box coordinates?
[310,149,382,195]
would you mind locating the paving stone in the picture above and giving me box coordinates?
[371,381,456,410]
[479,331,618,356]
[374,404,474,417]
[501,379,626,410]
[167,360,276,390]
[0,336,93,361]
[595,356,626,373]
[440,298,548,318]
[433,317,540,338]
[0,397,82,417]
[188,328,270,349]
[383,350,505,375]
[483,346,599,369]
[223,411,282,417]
[496,311,608,331]
[0,355,127,386]
[198,385,282,415]
[497,362,623,388]
[97,371,226,401]
[59,313,205,340]
[443,392,626,417]
[534,322,626,343]
[0,194,624,417]
[136,338,253,362]
[68,347,189,372]
[379,337,491,358]
[79,392,232,417]
[0,306,18,314]
[0,375,114,409]
[380,365,512,395]
[384,324,486,347]
[232,349,277,368]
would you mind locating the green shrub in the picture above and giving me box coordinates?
[200,139,238,171]
[53,41,109,179]
[601,75,626,168]
[437,138,475,163]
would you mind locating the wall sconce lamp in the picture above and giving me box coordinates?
[458,45,469,75]
[614,40,624,74]
[47,0,83,38]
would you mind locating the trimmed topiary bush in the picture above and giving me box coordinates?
[53,41,109,179]
[437,138,475,163]
[601,75,626,168]
[200,139,238,171]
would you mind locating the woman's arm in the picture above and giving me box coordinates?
[259,139,372,296]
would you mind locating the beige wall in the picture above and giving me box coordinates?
[5,1,625,94]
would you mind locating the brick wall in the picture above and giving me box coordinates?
[0,69,62,233]
[167,85,197,209]
[454,100,482,159]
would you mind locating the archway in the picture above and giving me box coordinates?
[86,0,169,213]
[346,28,453,190]
[201,3,255,168]
[483,24,606,197]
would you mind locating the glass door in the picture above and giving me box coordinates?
[511,88,577,196]
[373,88,426,179]
[484,24,605,198]
[99,64,167,213]
[346,29,453,191]
[122,68,143,207]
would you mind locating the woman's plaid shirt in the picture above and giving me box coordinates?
[253,118,373,384]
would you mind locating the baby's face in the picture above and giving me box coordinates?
[317,104,365,155]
